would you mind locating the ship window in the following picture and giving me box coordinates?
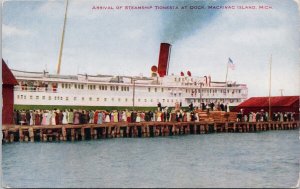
[155,88,157,92]
[127,87,129,91]
[116,86,119,91]
[138,99,141,102]
[118,98,121,102]
[30,95,33,99]
[167,99,169,102]
[178,78,181,82]
[17,95,20,99]
[105,86,107,90]
[74,97,77,101]
[162,99,165,102]
[81,85,84,89]
[97,98,99,101]
[144,99,147,102]
[62,84,64,88]
[104,98,107,101]
[24,95,26,99]
[60,97,62,100]
[66,97,69,101]
[36,96,39,100]
[75,84,77,89]
[148,87,151,92]
[125,98,128,102]
[48,96,51,100]
[161,88,164,92]
[89,97,92,101]
[175,78,177,82]
[110,86,112,91]
[82,97,84,101]
[111,98,114,101]
[150,99,153,102]
[42,96,45,100]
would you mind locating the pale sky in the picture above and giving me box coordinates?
[2,0,300,97]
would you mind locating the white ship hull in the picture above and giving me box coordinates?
[12,70,248,109]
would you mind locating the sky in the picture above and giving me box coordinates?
[2,0,300,98]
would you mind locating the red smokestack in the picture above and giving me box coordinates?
[157,43,171,77]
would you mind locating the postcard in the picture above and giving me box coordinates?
[2,0,300,188]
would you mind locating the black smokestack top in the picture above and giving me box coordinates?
[157,43,171,77]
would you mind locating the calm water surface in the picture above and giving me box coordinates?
[2,130,300,188]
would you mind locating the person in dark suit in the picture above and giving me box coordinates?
[25,110,31,125]
[157,102,162,111]
[189,102,194,112]
[220,103,225,111]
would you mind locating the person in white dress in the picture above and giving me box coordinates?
[29,111,34,125]
[136,112,141,122]
[122,111,127,122]
[46,111,52,125]
[186,112,191,122]
[157,111,162,122]
[62,110,68,124]
[51,110,56,125]
[105,113,110,122]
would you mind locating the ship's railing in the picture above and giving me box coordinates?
[14,86,58,93]
[181,92,246,98]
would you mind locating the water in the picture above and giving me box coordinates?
[2,130,300,188]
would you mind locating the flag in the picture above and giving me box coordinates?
[228,57,235,70]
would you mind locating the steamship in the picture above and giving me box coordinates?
[12,43,248,109]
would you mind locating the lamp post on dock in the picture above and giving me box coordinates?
[268,55,272,122]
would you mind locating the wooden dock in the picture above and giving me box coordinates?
[2,121,299,143]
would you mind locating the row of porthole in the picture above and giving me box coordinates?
[16,95,240,103]
[17,95,180,103]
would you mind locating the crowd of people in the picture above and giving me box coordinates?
[13,102,297,125]
[237,110,296,122]
[13,108,202,126]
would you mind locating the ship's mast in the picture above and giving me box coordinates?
[56,0,69,75]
